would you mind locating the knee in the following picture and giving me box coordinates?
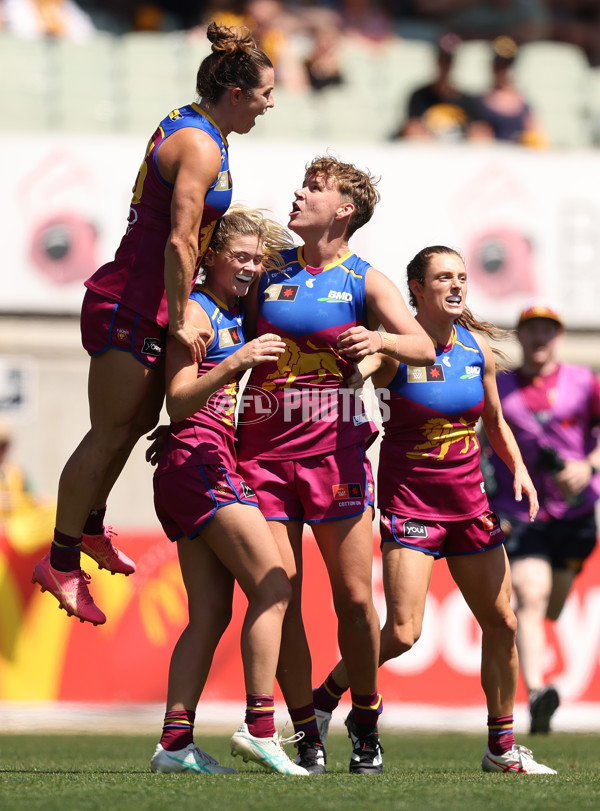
[333,590,374,631]
[251,570,292,616]
[97,409,161,452]
[482,609,517,650]
[89,423,131,456]
[246,569,290,616]
[381,622,419,662]
[514,585,550,615]
[276,574,293,613]
[130,410,161,440]
[189,600,232,641]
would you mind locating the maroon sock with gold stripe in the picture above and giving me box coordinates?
[313,673,347,713]
[245,694,276,738]
[160,709,195,751]
[487,714,515,755]
[50,529,82,572]
[350,690,383,737]
[289,702,320,740]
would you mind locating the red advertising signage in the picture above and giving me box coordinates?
[2,528,599,708]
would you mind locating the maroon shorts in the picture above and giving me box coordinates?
[154,463,259,541]
[379,509,505,558]
[81,289,166,369]
[238,443,374,523]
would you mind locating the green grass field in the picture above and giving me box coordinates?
[1,731,599,811]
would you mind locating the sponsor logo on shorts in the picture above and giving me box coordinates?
[241,481,255,499]
[481,511,502,535]
[402,520,428,539]
[142,337,162,356]
[380,514,392,531]
[333,483,363,500]
[264,284,299,301]
[219,326,242,347]
[317,290,353,303]
[407,364,445,383]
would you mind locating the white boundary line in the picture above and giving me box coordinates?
[2,701,600,734]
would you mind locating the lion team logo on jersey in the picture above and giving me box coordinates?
[332,483,363,500]
[116,328,130,342]
[219,326,242,348]
[264,284,299,301]
[407,364,446,383]
[407,416,478,461]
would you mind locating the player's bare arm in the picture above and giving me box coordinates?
[337,267,435,365]
[160,128,223,362]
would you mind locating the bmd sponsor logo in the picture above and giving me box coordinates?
[317,290,353,303]
[461,365,482,379]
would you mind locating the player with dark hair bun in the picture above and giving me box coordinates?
[32,23,276,625]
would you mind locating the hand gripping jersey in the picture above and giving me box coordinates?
[489,363,600,522]
[155,288,244,477]
[237,248,377,460]
[85,105,232,327]
[378,323,489,521]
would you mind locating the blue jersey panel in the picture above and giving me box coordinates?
[257,248,369,337]
[388,323,485,417]
[155,104,232,217]
[190,288,244,362]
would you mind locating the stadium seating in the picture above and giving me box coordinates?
[0,31,597,148]
[50,33,118,132]
[515,41,594,148]
[0,33,51,130]
[451,40,492,95]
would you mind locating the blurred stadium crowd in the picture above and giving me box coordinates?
[2,0,600,147]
